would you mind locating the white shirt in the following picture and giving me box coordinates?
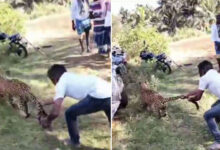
[71,0,89,21]
[54,72,111,101]
[112,74,124,118]
[211,24,220,42]
[199,69,220,98]
[104,11,111,27]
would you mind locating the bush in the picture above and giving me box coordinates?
[117,25,169,57]
[0,3,26,34]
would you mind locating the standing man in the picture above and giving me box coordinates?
[71,0,91,54]
[104,0,111,57]
[211,14,220,70]
[40,64,111,148]
[89,0,106,54]
[186,60,220,150]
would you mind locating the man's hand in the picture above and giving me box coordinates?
[72,20,76,31]
[42,99,54,106]
[186,89,204,102]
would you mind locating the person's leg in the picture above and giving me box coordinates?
[217,58,220,71]
[102,98,111,123]
[204,103,220,143]
[211,100,220,123]
[105,27,111,57]
[85,28,90,52]
[65,96,109,145]
[75,19,85,54]
[79,35,84,54]
[214,42,220,70]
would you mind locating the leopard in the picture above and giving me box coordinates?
[140,81,199,118]
[0,76,48,123]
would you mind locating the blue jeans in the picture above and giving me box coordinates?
[214,42,220,55]
[65,95,110,144]
[204,100,220,143]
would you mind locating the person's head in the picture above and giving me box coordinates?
[197,60,213,77]
[216,14,220,25]
[47,64,67,85]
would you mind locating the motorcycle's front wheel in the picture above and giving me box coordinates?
[154,61,172,74]
[15,44,28,58]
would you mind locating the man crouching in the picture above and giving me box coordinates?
[40,64,111,148]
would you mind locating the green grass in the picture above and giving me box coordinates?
[113,57,218,150]
[0,37,110,150]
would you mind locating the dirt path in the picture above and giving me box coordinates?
[25,13,73,44]
[25,13,110,80]
[169,36,215,63]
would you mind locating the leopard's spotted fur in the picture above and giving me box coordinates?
[140,82,186,118]
[0,76,48,121]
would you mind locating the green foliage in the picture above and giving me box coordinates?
[0,2,26,34]
[120,5,154,27]
[117,25,169,57]
[119,0,218,36]
[201,0,220,17]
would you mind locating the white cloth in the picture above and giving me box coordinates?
[54,72,111,101]
[211,24,220,42]
[71,0,89,21]
[104,11,111,27]
[112,74,124,118]
[199,69,220,98]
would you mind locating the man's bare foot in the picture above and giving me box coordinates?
[81,49,85,55]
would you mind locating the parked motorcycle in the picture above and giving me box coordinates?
[0,33,28,58]
[140,42,172,74]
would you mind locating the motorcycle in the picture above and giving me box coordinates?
[0,33,28,58]
[140,42,172,74]
[112,46,128,75]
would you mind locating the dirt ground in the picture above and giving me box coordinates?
[25,13,110,80]
[169,35,215,63]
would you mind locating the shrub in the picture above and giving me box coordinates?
[0,2,26,34]
[117,25,169,57]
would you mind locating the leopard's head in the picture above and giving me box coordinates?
[38,111,52,130]
[140,81,149,90]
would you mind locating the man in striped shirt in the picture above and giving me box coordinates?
[89,0,107,54]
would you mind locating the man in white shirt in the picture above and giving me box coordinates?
[40,64,111,147]
[71,0,91,54]
[186,60,220,150]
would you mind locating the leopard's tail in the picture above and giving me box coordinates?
[163,95,187,103]
[163,95,200,110]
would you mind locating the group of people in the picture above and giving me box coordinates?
[71,0,111,55]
